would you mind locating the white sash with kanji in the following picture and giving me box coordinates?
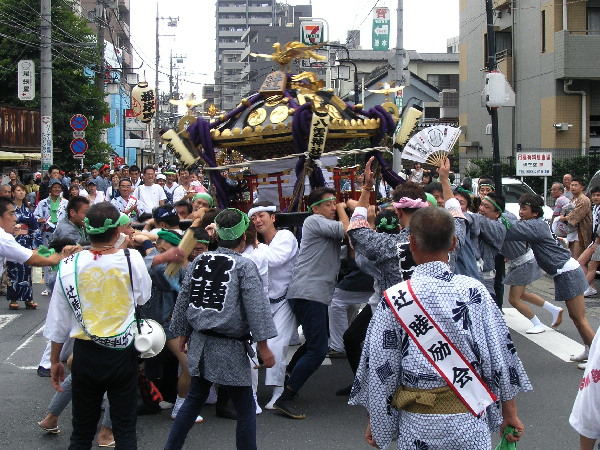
[58,251,136,349]
[384,279,497,416]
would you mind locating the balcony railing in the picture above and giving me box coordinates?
[554,30,600,79]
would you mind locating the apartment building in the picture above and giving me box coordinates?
[238,4,312,96]
[459,0,600,159]
[213,0,276,111]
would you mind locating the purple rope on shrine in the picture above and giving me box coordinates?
[208,93,262,129]
[187,118,229,208]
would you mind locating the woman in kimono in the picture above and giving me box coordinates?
[7,183,41,310]
[33,179,67,296]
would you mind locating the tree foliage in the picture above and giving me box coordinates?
[0,0,111,170]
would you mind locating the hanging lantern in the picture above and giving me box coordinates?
[131,81,156,123]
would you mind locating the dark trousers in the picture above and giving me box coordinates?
[70,339,138,450]
[343,306,373,374]
[494,254,505,309]
[286,298,329,393]
[164,376,256,450]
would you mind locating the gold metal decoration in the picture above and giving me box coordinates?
[246,107,267,127]
[265,95,284,107]
[169,93,206,116]
[269,105,289,124]
[291,71,325,93]
[250,41,325,67]
[326,104,342,120]
[368,82,404,102]
[381,101,399,118]
[207,104,219,117]
[259,71,287,96]
[177,115,197,133]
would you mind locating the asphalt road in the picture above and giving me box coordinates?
[0,280,598,450]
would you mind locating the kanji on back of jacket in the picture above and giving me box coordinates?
[161,41,418,212]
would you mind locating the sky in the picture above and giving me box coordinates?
[128,0,458,98]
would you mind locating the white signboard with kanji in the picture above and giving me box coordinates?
[18,60,35,101]
[516,152,553,176]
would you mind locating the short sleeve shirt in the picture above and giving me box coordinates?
[0,228,33,277]
[134,184,167,215]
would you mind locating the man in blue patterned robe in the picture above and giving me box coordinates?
[349,207,531,450]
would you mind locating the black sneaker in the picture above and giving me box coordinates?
[273,396,306,419]
[37,366,51,377]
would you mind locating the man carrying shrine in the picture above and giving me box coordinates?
[349,207,531,450]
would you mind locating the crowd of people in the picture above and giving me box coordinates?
[0,158,598,449]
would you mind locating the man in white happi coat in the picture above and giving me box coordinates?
[249,202,298,409]
[350,207,531,450]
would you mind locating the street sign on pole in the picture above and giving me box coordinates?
[372,7,390,51]
[17,60,35,101]
[72,131,85,139]
[70,138,88,156]
[41,115,53,171]
[70,114,89,131]
[516,152,552,177]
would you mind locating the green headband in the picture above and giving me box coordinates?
[163,171,177,175]
[157,229,182,246]
[479,183,495,191]
[84,213,130,235]
[193,192,214,207]
[196,240,210,245]
[425,193,438,207]
[456,186,473,196]
[215,209,250,241]
[376,216,399,231]
[483,196,512,230]
[308,196,336,213]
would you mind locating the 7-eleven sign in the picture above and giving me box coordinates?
[301,21,325,45]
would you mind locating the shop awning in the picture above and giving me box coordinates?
[0,151,41,161]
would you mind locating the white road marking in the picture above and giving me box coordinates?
[502,308,585,362]
[0,314,18,331]
[4,325,44,370]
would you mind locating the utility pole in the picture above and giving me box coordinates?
[154,3,160,164]
[392,0,405,173]
[40,0,53,171]
[169,49,174,127]
[485,0,502,193]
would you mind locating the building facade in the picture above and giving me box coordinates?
[336,49,459,120]
[80,0,136,164]
[459,0,600,161]
[207,1,311,112]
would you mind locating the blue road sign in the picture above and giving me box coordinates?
[70,138,88,155]
[70,114,88,131]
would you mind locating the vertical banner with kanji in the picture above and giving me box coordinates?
[307,109,330,160]
[372,7,390,51]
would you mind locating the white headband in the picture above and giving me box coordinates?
[248,205,277,218]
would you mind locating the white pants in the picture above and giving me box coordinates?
[328,288,373,352]
[39,338,74,369]
[265,300,297,386]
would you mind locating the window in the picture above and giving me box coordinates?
[588,7,600,34]
[541,10,546,52]
[426,74,459,90]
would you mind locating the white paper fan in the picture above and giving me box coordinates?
[401,125,461,166]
